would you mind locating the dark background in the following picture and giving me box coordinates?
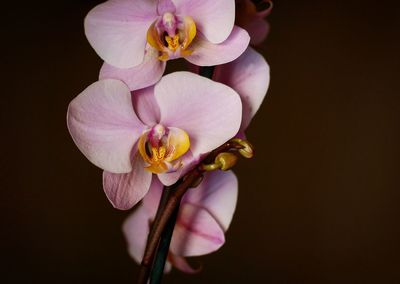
[2,0,400,283]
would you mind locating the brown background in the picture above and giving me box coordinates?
[2,0,400,283]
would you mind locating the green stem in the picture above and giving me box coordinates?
[136,187,172,284]
[149,200,180,284]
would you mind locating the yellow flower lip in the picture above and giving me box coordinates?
[138,125,190,174]
[146,14,197,61]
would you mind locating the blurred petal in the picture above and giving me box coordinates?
[67,79,145,173]
[123,205,152,263]
[157,0,176,14]
[99,48,166,91]
[155,72,242,157]
[103,153,152,210]
[84,0,156,68]
[183,171,238,231]
[132,86,161,126]
[170,203,225,256]
[142,176,164,217]
[173,0,235,43]
[254,0,273,18]
[214,47,270,131]
[169,254,201,274]
[244,18,270,45]
[186,26,250,66]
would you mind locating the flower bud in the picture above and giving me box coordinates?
[231,138,254,158]
[215,152,238,171]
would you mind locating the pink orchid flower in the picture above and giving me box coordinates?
[214,47,270,133]
[123,170,238,273]
[235,0,273,45]
[67,72,242,210]
[192,47,270,134]
[85,0,251,91]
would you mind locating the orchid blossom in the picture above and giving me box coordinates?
[235,0,273,45]
[67,72,242,210]
[84,0,250,90]
[123,170,238,273]
[192,47,270,134]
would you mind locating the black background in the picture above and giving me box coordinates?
[2,0,400,283]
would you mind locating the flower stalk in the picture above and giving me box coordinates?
[137,138,251,284]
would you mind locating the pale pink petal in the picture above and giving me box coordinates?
[84,0,157,68]
[214,47,270,131]
[170,203,225,256]
[186,26,250,66]
[142,176,164,217]
[67,79,145,173]
[173,0,235,43]
[155,72,242,157]
[157,151,196,186]
[132,85,161,126]
[103,153,152,210]
[183,171,238,231]
[169,254,201,274]
[122,204,152,263]
[157,0,176,14]
[99,48,166,91]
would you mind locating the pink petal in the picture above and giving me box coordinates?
[84,0,157,68]
[132,85,161,126]
[157,0,176,14]
[157,151,196,186]
[186,26,250,66]
[183,171,238,231]
[170,203,225,256]
[122,204,152,263]
[142,176,164,217]
[168,254,201,274]
[99,48,166,91]
[155,72,242,157]
[67,79,145,173]
[173,0,235,43]
[214,47,270,131]
[103,153,152,210]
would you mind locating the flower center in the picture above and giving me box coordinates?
[147,13,197,61]
[138,124,190,174]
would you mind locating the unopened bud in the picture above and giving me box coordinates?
[231,138,254,158]
[215,152,238,171]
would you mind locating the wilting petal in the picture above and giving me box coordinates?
[123,205,152,263]
[103,153,152,210]
[99,48,166,91]
[244,18,270,45]
[183,171,238,231]
[170,203,225,256]
[254,0,273,18]
[155,72,242,157]
[214,47,270,131]
[142,177,164,217]
[173,0,235,43]
[169,253,201,274]
[186,26,250,66]
[84,0,157,68]
[67,79,145,173]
